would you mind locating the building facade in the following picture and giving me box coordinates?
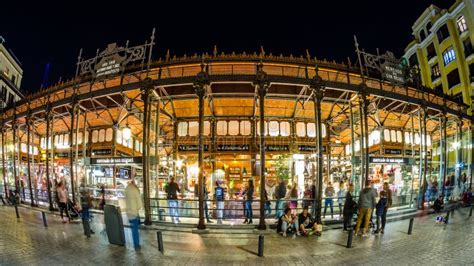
[0,37,24,109]
[404,0,474,114]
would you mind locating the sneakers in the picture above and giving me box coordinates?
[282,232,287,237]
[362,233,368,237]
[380,229,384,234]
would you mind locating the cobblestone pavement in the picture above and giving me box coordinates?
[0,205,473,265]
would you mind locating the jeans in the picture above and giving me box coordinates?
[381,208,387,230]
[81,206,91,235]
[129,217,140,249]
[281,219,299,234]
[245,200,253,220]
[168,200,179,223]
[58,202,70,221]
[275,199,284,219]
[324,198,334,218]
[216,201,224,223]
[338,202,343,217]
[265,202,271,217]
[204,200,210,221]
[354,208,372,234]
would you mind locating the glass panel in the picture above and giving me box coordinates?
[217,121,228,135]
[296,122,306,137]
[228,121,239,136]
[427,135,432,146]
[98,129,105,142]
[240,121,251,135]
[188,121,199,136]
[204,121,210,136]
[280,121,290,137]
[178,122,188,137]
[384,129,390,142]
[21,143,27,153]
[135,140,140,152]
[355,140,360,152]
[390,129,396,142]
[116,129,122,145]
[268,121,279,136]
[63,134,69,146]
[396,131,403,143]
[92,130,98,143]
[256,121,268,136]
[307,123,316,137]
[322,123,326,138]
[404,132,411,144]
[105,128,113,142]
[84,131,89,144]
[415,133,420,145]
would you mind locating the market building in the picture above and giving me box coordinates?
[0,35,473,229]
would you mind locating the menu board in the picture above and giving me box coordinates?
[228,167,241,181]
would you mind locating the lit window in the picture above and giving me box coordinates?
[116,129,122,145]
[98,129,105,142]
[442,47,456,66]
[268,121,279,136]
[188,121,199,136]
[178,122,188,136]
[431,64,441,80]
[404,132,411,144]
[396,131,403,143]
[228,121,239,136]
[280,122,290,137]
[457,15,468,33]
[256,121,268,136]
[345,145,351,155]
[296,122,306,137]
[384,129,390,142]
[354,140,360,152]
[414,133,420,145]
[105,128,113,142]
[204,121,210,136]
[390,130,397,142]
[240,121,251,135]
[322,124,327,138]
[84,131,89,144]
[306,123,316,137]
[217,121,228,135]
[92,130,98,143]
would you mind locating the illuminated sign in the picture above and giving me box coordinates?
[90,157,142,165]
[369,157,409,164]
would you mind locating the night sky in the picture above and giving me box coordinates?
[2,0,452,93]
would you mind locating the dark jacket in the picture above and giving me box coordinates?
[166,182,180,199]
[275,182,286,200]
[244,187,254,201]
[343,191,357,215]
[376,197,387,216]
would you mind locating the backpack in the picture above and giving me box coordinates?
[215,187,224,201]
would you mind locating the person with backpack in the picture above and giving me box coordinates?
[343,183,357,231]
[214,181,225,224]
[375,190,388,234]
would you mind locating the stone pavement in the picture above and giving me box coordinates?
[0,204,473,265]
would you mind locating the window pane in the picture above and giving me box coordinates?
[217,121,228,135]
[268,121,279,136]
[204,121,210,136]
[256,121,268,136]
[390,130,396,142]
[116,129,122,145]
[307,123,316,137]
[404,132,411,144]
[188,121,199,136]
[240,121,251,135]
[384,129,390,142]
[105,128,113,142]
[396,131,403,143]
[415,133,420,145]
[296,122,306,137]
[92,130,98,143]
[280,122,290,136]
[178,122,188,137]
[98,129,105,142]
[77,132,83,145]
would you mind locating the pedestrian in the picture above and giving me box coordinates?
[57,181,70,223]
[303,184,312,209]
[243,179,254,224]
[264,189,271,217]
[165,177,181,223]
[323,182,335,219]
[433,194,444,213]
[80,188,95,235]
[375,190,387,234]
[290,184,298,210]
[342,183,357,231]
[274,178,287,220]
[214,181,225,224]
[337,181,346,219]
[125,179,143,251]
[380,182,392,233]
[203,176,213,223]
[354,180,376,237]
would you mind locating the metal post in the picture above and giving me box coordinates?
[15,204,19,219]
[254,62,269,230]
[442,114,448,195]
[12,118,18,194]
[408,217,414,235]
[310,71,325,223]
[470,121,474,191]
[326,123,331,184]
[26,116,34,206]
[45,109,54,211]
[258,234,264,257]
[361,93,369,185]
[346,229,354,248]
[41,211,48,227]
[195,61,209,230]
[455,119,462,190]
[157,230,164,253]
[469,205,472,217]
[1,125,7,197]
[421,108,428,209]
[142,80,152,225]
[69,104,76,203]
[409,115,415,208]
[349,103,356,185]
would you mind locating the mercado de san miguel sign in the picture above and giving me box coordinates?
[76,30,155,80]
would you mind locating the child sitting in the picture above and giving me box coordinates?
[375,190,387,234]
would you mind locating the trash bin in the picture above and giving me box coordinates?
[158,209,166,221]
[104,205,126,246]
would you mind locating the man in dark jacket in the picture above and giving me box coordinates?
[342,183,356,231]
[165,177,181,223]
[274,178,287,220]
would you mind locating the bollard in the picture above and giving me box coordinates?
[346,229,354,248]
[469,206,472,217]
[408,217,414,235]
[445,210,450,223]
[41,211,48,227]
[14,204,20,219]
[157,231,164,253]
[258,234,264,257]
